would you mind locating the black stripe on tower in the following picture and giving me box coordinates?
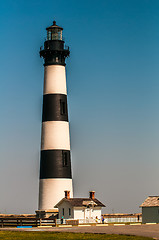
[42,94,68,122]
[40,150,72,179]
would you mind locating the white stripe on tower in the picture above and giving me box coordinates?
[39,179,73,210]
[38,21,73,211]
[41,121,70,150]
[44,66,67,95]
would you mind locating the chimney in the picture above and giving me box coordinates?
[64,190,70,199]
[89,191,95,199]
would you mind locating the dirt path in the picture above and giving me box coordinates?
[1,224,159,239]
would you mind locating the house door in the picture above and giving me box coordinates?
[85,207,92,219]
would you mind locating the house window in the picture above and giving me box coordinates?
[62,208,64,216]
[60,99,67,115]
[69,208,71,216]
[63,151,70,167]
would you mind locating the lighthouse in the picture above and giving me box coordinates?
[38,21,73,211]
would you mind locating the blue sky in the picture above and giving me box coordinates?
[0,0,159,213]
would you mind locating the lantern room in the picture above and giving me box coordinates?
[46,21,63,41]
[40,20,70,66]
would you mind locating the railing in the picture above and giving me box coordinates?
[56,218,95,225]
[79,218,96,224]
[56,219,66,225]
[65,45,69,51]
[104,217,142,223]
[40,44,69,52]
[0,218,55,228]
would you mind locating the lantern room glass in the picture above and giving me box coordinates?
[47,28,62,40]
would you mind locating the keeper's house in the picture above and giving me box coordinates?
[54,191,105,220]
[140,196,159,223]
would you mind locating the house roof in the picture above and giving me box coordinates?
[54,198,106,208]
[140,196,159,207]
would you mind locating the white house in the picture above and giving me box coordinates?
[54,191,105,220]
[140,196,159,223]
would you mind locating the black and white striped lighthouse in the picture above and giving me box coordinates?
[38,21,73,211]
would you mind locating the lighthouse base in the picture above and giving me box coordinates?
[35,208,59,219]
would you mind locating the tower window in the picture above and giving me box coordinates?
[63,151,69,167]
[56,57,58,62]
[47,31,51,40]
[69,208,71,216]
[60,99,67,115]
[62,208,64,216]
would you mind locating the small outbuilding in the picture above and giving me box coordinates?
[140,196,159,223]
[54,191,105,221]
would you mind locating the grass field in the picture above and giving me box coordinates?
[0,231,153,240]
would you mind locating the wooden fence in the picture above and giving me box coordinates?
[0,217,56,228]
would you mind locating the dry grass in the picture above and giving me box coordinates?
[0,231,153,240]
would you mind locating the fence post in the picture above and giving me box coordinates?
[1,220,3,228]
[39,218,42,226]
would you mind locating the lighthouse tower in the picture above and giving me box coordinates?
[38,21,73,211]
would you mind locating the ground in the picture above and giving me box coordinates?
[0,231,153,240]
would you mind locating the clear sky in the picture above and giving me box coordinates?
[0,0,159,214]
